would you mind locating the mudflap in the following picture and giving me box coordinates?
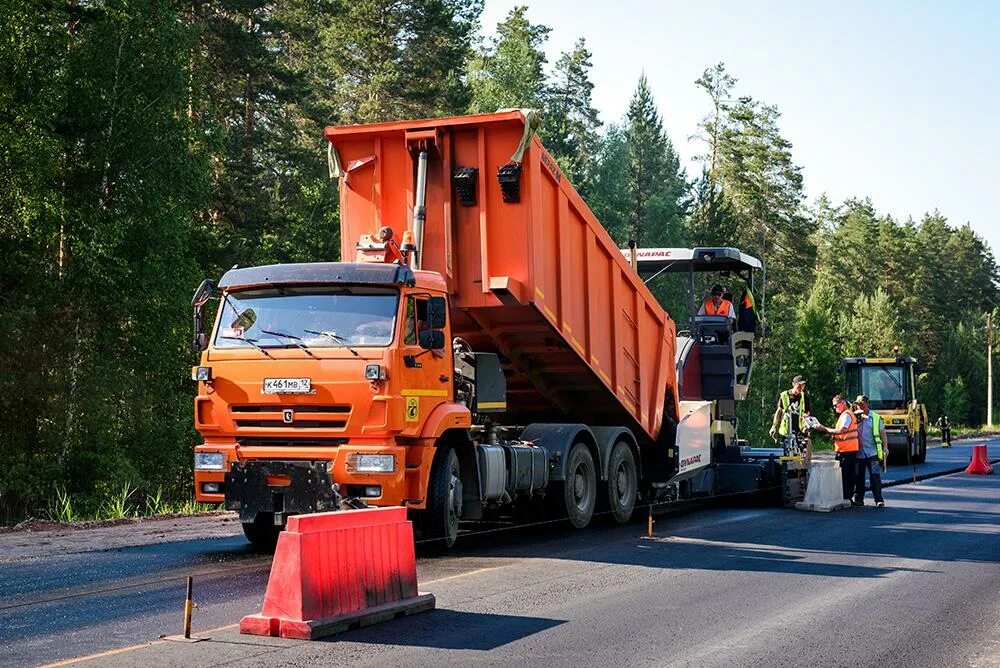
[225,460,338,524]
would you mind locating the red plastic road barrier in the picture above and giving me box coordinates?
[240,507,435,640]
[965,444,994,475]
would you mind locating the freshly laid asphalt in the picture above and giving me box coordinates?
[1,438,997,668]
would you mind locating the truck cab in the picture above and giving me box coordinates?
[192,262,467,547]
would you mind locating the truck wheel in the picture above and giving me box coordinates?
[423,447,462,548]
[913,429,927,464]
[606,442,637,524]
[242,512,281,553]
[560,443,596,529]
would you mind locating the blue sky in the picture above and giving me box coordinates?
[481,1,1000,256]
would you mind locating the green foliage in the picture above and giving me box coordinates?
[1,11,996,520]
[542,38,602,199]
[942,377,971,427]
[47,486,79,524]
[98,482,138,520]
[468,5,549,113]
[838,289,906,356]
[624,74,687,246]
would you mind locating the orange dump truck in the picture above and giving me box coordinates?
[191,111,801,548]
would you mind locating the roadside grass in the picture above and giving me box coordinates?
[34,485,218,525]
[928,423,1000,439]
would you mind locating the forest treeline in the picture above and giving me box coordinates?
[1,1,997,517]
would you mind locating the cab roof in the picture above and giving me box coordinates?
[219,262,417,290]
[841,356,918,365]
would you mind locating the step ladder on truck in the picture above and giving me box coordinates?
[189,111,806,550]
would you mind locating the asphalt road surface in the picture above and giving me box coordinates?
[2,438,997,668]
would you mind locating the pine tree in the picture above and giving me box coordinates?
[693,62,736,180]
[543,38,601,198]
[319,0,481,123]
[590,123,631,244]
[467,5,549,113]
[624,74,686,247]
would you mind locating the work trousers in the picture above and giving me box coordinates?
[836,452,857,501]
[854,457,884,503]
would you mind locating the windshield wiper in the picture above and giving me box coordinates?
[259,329,317,358]
[876,366,904,391]
[303,329,360,356]
[219,334,274,358]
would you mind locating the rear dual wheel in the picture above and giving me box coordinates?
[559,443,597,529]
[605,442,638,524]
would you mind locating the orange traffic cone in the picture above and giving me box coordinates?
[965,444,994,475]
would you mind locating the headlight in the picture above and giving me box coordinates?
[191,366,212,381]
[348,453,396,473]
[364,364,387,381]
[195,452,225,470]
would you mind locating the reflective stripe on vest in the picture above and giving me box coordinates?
[869,411,884,460]
[703,298,733,317]
[778,390,806,436]
[834,410,860,453]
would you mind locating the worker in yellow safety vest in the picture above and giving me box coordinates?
[853,394,887,507]
[769,375,812,460]
[815,394,861,503]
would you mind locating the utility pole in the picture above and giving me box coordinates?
[989,310,994,427]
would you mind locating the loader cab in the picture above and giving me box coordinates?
[626,247,761,404]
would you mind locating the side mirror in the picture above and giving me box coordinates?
[191,279,214,353]
[427,296,447,329]
[418,329,445,350]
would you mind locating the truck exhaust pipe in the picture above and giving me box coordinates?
[413,150,429,270]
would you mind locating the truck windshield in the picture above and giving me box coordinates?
[859,365,909,410]
[214,286,399,349]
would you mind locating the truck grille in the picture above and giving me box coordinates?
[236,437,348,448]
[230,404,351,430]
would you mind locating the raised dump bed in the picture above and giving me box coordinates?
[325,111,679,444]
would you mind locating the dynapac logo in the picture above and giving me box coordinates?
[680,454,702,468]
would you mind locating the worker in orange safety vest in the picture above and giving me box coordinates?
[814,394,861,503]
[698,284,735,321]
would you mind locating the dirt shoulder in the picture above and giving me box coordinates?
[0,511,243,562]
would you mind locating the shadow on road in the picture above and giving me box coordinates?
[430,473,999,583]
[333,609,565,650]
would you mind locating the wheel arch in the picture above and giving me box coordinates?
[590,426,642,481]
[520,423,602,481]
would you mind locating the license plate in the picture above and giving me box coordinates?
[263,378,311,394]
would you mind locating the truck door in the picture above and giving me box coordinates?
[399,294,451,432]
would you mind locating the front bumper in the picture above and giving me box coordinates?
[225,460,338,524]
